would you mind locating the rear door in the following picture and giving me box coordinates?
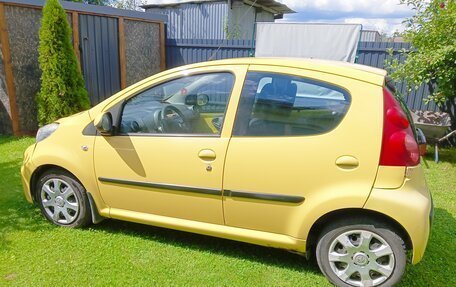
[222,65,383,237]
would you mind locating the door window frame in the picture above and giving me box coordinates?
[232,69,352,138]
[113,71,238,138]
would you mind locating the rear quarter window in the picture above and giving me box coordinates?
[233,72,351,136]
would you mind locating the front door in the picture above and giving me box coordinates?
[94,66,247,224]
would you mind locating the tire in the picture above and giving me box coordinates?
[316,219,406,287]
[36,169,92,228]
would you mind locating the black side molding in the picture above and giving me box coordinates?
[225,190,305,204]
[98,177,221,196]
[98,177,304,204]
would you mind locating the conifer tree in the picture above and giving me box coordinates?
[37,0,90,125]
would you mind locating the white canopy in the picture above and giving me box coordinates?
[255,23,362,63]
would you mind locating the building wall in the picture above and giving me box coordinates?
[147,2,228,39]
[227,2,255,40]
[360,30,381,42]
[256,9,274,22]
[146,1,275,40]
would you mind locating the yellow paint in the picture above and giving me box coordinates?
[20,58,430,263]
[374,166,406,189]
[364,165,432,264]
[22,112,110,216]
[223,64,383,238]
[110,207,306,252]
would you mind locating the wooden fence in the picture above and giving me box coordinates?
[0,0,166,135]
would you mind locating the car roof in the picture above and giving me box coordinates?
[167,57,387,87]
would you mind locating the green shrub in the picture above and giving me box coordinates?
[37,0,90,126]
[388,0,456,129]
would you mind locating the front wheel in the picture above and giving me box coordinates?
[36,170,92,228]
[316,220,406,287]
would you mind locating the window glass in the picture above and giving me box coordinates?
[120,73,234,135]
[233,72,351,136]
[256,77,272,93]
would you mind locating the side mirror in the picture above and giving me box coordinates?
[185,94,209,106]
[94,112,114,136]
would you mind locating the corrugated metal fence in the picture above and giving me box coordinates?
[166,38,254,67]
[166,39,437,112]
[357,42,437,112]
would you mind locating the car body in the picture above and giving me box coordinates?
[21,58,432,287]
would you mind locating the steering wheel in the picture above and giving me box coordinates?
[158,105,191,133]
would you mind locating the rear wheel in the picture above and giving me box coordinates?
[316,220,406,287]
[36,170,91,228]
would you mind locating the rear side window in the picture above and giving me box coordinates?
[233,72,351,136]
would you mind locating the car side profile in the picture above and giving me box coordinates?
[21,58,432,287]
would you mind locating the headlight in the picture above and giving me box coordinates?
[36,123,59,143]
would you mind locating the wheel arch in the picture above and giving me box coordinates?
[30,164,65,203]
[30,164,105,224]
[305,208,413,256]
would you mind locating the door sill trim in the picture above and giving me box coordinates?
[109,207,306,252]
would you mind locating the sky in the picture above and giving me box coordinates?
[145,0,415,35]
[276,0,414,35]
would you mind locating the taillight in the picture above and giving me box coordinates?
[379,87,420,166]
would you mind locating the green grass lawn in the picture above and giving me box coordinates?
[0,136,455,286]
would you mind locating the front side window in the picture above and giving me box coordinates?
[120,73,234,135]
[233,72,351,136]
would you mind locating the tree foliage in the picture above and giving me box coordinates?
[113,0,147,11]
[68,0,112,5]
[68,0,146,10]
[86,0,111,5]
[37,0,90,125]
[388,0,456,127]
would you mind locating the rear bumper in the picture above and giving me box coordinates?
[364,165,432,264]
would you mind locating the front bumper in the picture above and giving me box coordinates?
[364,165,432,264]
[21,144,36,203]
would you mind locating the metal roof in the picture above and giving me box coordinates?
[142,0,295,14]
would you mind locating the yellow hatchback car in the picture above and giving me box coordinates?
[21,58,432,287]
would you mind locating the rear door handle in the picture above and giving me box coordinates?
[198,149,216,162]
[335,156,359,169]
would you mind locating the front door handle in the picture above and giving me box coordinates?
[198,149,216,162]
[335,156,359,169]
